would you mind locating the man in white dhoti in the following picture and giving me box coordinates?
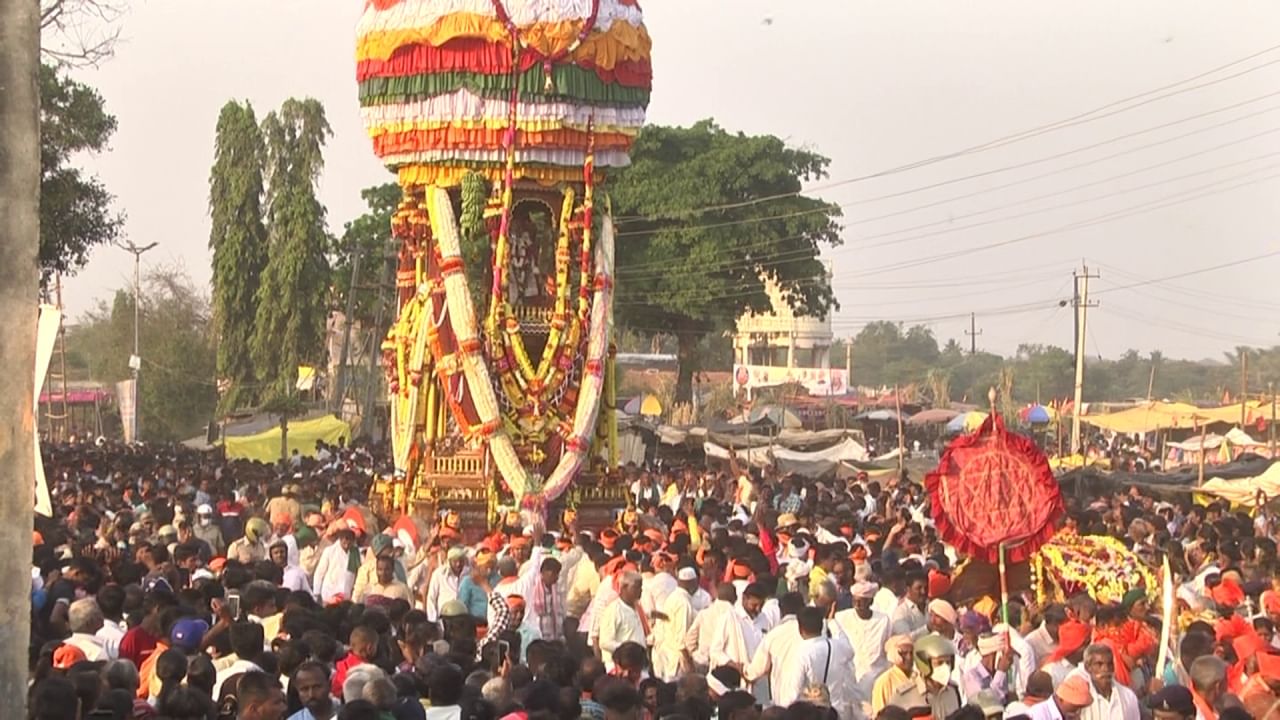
[651,567,699,681]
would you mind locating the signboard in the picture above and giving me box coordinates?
[733,364,848,396]
[116,379,138,444]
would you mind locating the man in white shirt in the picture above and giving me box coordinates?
[271,540,312,594]
[890,571,929,638]
[774,607,859,719]
[652,567,698,681]
[66,598,117,661]
[641,555,678,617]
[1025,605,1066,663]
[833,581,891,703]
[745,592,805,707]
[424,547,467,622]
[597,571,649,671]
[1073,644,1140,720]
[686,584,739,672]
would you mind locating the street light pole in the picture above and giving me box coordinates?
[117,241,158,441]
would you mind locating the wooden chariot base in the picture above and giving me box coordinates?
[370,449,626,543]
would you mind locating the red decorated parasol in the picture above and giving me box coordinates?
[925,410,1064,564]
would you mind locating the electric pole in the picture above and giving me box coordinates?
[965,312,982,355]
[1240,349,1249,426]
[331,250,361,414]
[117,241,158,442]
[0,0,41,713]
[1069,264,1099,455]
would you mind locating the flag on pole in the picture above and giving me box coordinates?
[34,305,60,516]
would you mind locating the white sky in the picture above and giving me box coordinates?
[62,0,1280,362]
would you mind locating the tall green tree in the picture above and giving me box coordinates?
[208,100,268,411]
[333,182,398,328]
[39,63,123,279]
[251,98,333,395]
[611,120,842,402]
[66,268,217,442]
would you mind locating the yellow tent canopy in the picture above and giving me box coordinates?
[225,414,351,463]
[1082,401,1219,434]
[1200,461,1280,508]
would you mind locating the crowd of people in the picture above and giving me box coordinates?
[26,436,1280,720]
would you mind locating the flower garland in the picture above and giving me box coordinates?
[1030,532,1157,606]
[490,0,603,92]
[428,183,614,503]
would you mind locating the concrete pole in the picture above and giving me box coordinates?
[0,0,40,714]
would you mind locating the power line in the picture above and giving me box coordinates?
[613,42,1280,224]
[850,155,1280,252]
[839,170,1280,279]
[848,146,1280,248]
[616,98,1280,240]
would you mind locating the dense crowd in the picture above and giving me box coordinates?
[26,437,1280,720]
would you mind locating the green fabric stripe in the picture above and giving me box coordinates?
[359,66,650,108]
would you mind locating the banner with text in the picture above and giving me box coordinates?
[733,364,849,396]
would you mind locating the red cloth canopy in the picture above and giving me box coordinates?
[925,412,1063,563]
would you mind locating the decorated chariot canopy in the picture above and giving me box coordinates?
[356,0,651,517]
[357,0,652,188]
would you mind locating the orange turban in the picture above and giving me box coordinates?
[600,528,619,551]
[506,595,526,613]
[731,562,752,580]
[1216,613,1253,642]
[927,569,952,599]
[1049,621,1091,663]
[1056,675,1092,706]
[1212,577,1245,609]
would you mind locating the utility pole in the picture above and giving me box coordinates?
[331,251,361,415]
[1240,349,1249,426]
[0,0,41,713]
[1069,264,1099,455]
[117,241,157,441]
[965,312,983,354]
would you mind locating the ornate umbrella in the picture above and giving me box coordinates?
[925,411,1064,564]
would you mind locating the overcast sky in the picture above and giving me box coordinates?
[61,0,1280,362]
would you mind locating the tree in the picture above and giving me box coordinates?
[209,100,268,411]
[41,0,124,66]
[610,121,841,403]
[66,268,217,442]
[251,98,333,395]
[333,182,398,328]
[38,62,122,279]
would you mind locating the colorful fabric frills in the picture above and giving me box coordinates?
[356,0,651,185]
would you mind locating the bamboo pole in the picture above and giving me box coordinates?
[1197,420,1207,487]
[607,344,618,469]
[895,385,905,476]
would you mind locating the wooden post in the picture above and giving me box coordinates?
[895,384,905,476]
[1271,383,1277,458]
[1242,351,1249,427]
[0,0,41,713]
[1197,420,1207,487]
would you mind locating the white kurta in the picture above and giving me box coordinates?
[652,587,695,681]
[597,599,648,671]
[746,615,803,706]
[687,600,735,670]
[641,572,677,617]
[775,635,862,719]
[424,566,464,622]
[832,608,891,698]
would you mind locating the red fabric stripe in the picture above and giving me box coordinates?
[355,38,653,87]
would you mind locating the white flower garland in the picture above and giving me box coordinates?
[427,184,613,503]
